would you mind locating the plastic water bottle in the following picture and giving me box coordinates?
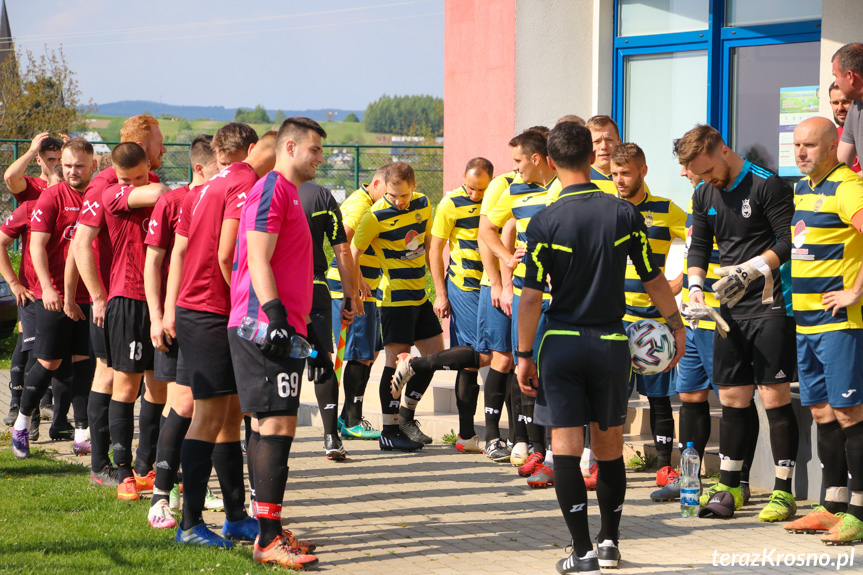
[236,316,318,359]
[680,441,701,517]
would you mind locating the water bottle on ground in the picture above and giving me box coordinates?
[680,441,700,517]
[236,316,318,359]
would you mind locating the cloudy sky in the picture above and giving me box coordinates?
[5,0,444,111]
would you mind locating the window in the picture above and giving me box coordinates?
[618,0,709,37]
[725,0,821,27]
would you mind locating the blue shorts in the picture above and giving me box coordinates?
[676,327,714,394]
[331,298,382,362]
[447,277,480,348]
[511,292,550,365]
[624,320,677,398]
[797,330,863,408]
[476,285,512,354]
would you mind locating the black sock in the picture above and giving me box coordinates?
[510,371,527,443]
[719,405,748,487]
[134,398,165,475]
[399,371,433,424]
[254,435,293,548]
[9,336,25,408]
[40,381,53,410]
[153,409,191,493]
[648,396,674,469]
[523,394,545,453]
[817,420,848,514]
[314,368,340,436]
[553,455,592,556]
[19,361,52,416]
[409,346,480,373]
[379,366,398,433]
[108,400,136,480]
[678,400,710,465]
[247,430,260,502]
[213,441,247,522]
[180,438,215,530]
[455,370,479,439]
[766,403,798,493]
[71,359,94,428]
[483,368,508,442]
[843,420,863,522]
[342,361,367,427]
[505,371,516,444]
[51,370,72,427]
[87,391,112,471]
[596,457,626,543]
[741,402,760,483]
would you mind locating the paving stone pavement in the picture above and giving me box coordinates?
[2,372,862,574]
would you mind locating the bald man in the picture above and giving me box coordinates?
[783,117,863,544]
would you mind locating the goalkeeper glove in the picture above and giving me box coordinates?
[713,256,772,308]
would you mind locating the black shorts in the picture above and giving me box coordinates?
[90,320,109,360]
[33,299,91,361]
[310,283,333,353]
[380,300,443,346]
[713,315,796,386]
[534,321,631,431]
[175,306,236,399]
[18,302,36,352]
[228,330,304,416]
[154,339,179,382]
[174,348,190,387]
[105,297,154,374]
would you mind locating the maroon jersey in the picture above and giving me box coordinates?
[176,163,259,315]
[30,182,88,303]
[144,184,190,297]
[103,183,156,302]
[0,200,37,290]
[16,176,48,203]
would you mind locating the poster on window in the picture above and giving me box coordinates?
[778,86,820,177]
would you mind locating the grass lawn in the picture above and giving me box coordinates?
[0,442,272,574]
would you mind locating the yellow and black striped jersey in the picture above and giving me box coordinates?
[682,190,721,330]
[352,191,432,307]
[479,171,517,287]
[432,187,483,291]
[546,166,616,204]
[623,189,686,323]
[791,163,863,334]
[327,185,382,302]
[487,176,561,297]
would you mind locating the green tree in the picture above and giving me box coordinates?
[273,109,286,123]
[235,104,271,124]
[364,94,442,136]
[343,112,359,123]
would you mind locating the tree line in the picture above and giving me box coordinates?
[363,94,443,137]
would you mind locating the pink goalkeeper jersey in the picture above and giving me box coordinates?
[228,171,313,335]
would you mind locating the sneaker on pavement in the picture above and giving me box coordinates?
[325,433,347,461]
[11,427,29,459]
[399,419,432,445]
[48,422,74,441]
[455,435,484,453]
[390,352,415,398]
[3,405,18,427]
[283,528,317,554]
[341,417,381,440]
[379,430,424,452]
[117,476,140,501]
[222,515,259,542]
[528,464,555,488]
[651,477,681,501]
[254,535,318,570]
[785,505,841,534]
[176,523,233,548]
[518,452,545,477]
[759,490,796,522]
[73,440,91,457]
[148,498,178,529]
[90,466,121,487]
[583,463,599,491]
[134,469,155,491]
[29,417,40,442]
[699,482,743,510]
[484,439,511,463]
[597,539,621,568]
[821,513,863,545]
[741,481,751,506]
[510,442,529,467]
[656,465,680,487]
[556,549,601,574]
[169,484,180,509]
[205,486,224,511]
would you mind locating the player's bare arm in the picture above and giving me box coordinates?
[333,242,357,322]
[162,234,187,342]
[62,248,84,321]
[4,132,49,195]
[429,235,450,319]
[125,182,170,209]
[217,219,239,287]
[144,245,168,351]
[643,275,685,369]
[514,285,543,397]
[30,231,61,312]
[0,232,32,305]
[71,223,106,326]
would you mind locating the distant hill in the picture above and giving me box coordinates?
[91,100,364,122]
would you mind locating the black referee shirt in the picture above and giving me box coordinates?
[299,182,348,283]
[688,160,793,319]
[524,183,660,326]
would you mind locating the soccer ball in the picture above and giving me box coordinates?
[626,319,675,375]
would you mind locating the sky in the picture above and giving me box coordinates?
[4,0,444,111]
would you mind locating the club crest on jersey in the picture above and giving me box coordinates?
[813,194,825,212]
[414,212,422,223]
[643,212,654,227]
[741,198,752,218]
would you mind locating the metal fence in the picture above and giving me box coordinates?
[0,139,445,223]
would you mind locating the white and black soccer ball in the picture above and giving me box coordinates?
[626,319,675,375]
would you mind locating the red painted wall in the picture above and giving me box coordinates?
[443,0,516,191]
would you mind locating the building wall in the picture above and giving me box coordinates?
[443,0,516,191]
[818,0,860,120]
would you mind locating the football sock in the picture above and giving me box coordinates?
[741,401,760,483]
[719,405,748,488]
[818,420,848,515]
[553,455,592,556]
[109,400,136,480]
[505,371,516,444]
[9,336,25,407]
[213,441,247,522]
[87,390,112,471]
[153,409,191,494]
[648,396,674,469]
[51,372,72,427]
[379,366,398,432]
[679,400,710,466]
[399,371,433,424]
[71,358,94,429]
[510,372,528,443]
[483,368,508,443]
[134,397,164,475]
[523,393,545,454]
[596,457,626,543]
[342,361,367,427]
[409,346,480,373]
[313,368,340,436]
[254,434,293,548]
[455,369,479,439]
[842,420,863,522]
[180,438,215,531]
[247,430,260,502]
[17,361,52,420]
[766,403,798,493]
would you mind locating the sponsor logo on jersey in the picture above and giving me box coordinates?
[707,207,717,216]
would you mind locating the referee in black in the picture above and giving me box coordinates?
[517,121,684,574]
